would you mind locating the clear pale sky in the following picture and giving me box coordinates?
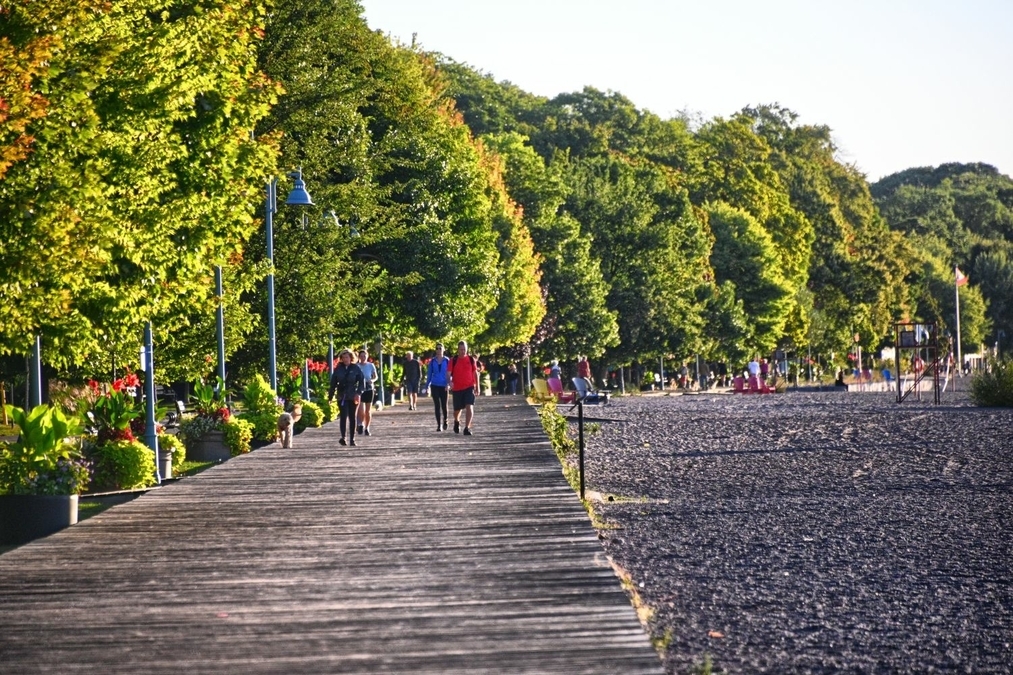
[357,0,1011,182]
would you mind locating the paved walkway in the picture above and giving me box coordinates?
[0,400,662,674]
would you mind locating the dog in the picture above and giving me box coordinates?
[277,403,303,449]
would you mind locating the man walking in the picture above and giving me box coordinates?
[403,351,422,411]
[448,340,479,435]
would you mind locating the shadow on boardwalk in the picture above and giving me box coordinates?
[0,400,661,674]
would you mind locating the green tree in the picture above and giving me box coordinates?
[0,0,278,379]
[706,201,793,355]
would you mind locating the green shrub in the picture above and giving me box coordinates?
[314,396,337,423]
[91,439,157,491]
[242,374,282,416]
[295,401,324,430]
[157,433,186,467]
[238,411,279,442]
[223,417,254,455]
[969,358,1013,407]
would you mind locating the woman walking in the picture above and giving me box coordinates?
[426,343,450,432]
[356,349,378,436]
[327,349,363,446]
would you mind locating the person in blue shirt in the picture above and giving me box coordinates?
[426,343,450,432]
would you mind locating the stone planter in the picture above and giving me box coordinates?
[158,448,173,479]
[0,494,79,545]
[187,429,230,462]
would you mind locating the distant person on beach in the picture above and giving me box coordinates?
[882,367,894,390]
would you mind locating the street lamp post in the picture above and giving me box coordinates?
[265,169,313,392]
[29,335,42,408]
[215,265,226,389]
[142,321,160,484]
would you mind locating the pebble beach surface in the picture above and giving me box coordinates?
[573,387,1013,674]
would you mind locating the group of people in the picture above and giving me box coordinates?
[325,348,379,446]
[326,340,483,445]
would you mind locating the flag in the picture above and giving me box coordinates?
[955,266,968,287]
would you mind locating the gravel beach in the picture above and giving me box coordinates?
[573,387,1013,674]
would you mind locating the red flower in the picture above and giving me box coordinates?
[111,378,125,392]
[88,379,100,394]
[124,372,140,388]
[290,367,300,378]
[218,407,231,422]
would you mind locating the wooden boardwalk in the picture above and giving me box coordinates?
[0,400,662,674]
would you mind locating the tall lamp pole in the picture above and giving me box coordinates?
[29,335,42,408]
[142,321,160,484]
[265,169,313,392]
[215,265,226,388]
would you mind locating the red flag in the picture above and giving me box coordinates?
[955,266,968,287]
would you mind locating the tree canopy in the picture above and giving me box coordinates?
[3,1,1011,393]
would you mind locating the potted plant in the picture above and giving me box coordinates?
[0,404,91,545]
[82,376,157,492]
[178,378,232,462]
[236,374,283,444]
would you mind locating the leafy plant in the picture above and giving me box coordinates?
[0,404,88,495]
[295,401,324,431]
[969,358,1013,407]
[89,390,141,443]
[313,395,337,423]
[242,374,282,416]
[238,411,280,442]
[190,377,229,418]
[223,417,254,456]
[157,433,186,467]
[90,439,157,492]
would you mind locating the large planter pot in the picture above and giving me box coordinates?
[187,429,230,462]
[0,494,79,545]
[158,448,173,479]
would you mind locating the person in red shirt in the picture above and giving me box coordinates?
[448,340,480,435]
[577,356,591,380]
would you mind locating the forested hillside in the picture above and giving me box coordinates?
[440,60,1011,365]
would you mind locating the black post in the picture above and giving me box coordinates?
[578,399,585,501]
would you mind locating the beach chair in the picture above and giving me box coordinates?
[571,377,610,404]
[546,376,576,403]
[531,378,553,402]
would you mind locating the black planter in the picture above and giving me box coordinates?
[188,430,230,462]
[0,494,79,545]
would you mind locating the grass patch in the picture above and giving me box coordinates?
[174,459,217,477]
[78,500,117,521]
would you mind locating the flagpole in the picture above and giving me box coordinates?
[955,265,962,373]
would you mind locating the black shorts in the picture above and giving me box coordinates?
[452,388,475,411]
[405,379,419,394]
[360,389,374,404]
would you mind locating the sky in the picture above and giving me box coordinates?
[357,0,1012,182]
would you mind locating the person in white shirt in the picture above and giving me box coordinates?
[356,349,379,436]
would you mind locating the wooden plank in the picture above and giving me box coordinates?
[0,400,662,674]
